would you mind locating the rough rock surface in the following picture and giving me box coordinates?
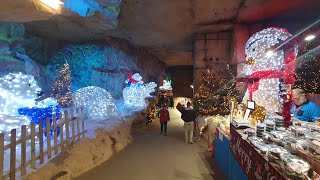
[21,0,320,66]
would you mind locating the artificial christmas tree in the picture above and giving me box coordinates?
[194,65,241,116]
[51,63,73,107]
[294,42,320,94]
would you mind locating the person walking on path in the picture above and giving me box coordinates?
[177,102,197,144]
[158,105,170,136]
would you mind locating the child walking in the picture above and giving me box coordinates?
[158,105,170,136]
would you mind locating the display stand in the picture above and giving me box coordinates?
[230,124,286,179]
[214,128,247,180]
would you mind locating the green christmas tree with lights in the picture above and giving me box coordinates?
[193,65,242,116]
[51,63,73,107]
[294,42,320,93]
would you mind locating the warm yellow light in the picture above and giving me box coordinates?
[304,35,315,41]
[39,0,63,10]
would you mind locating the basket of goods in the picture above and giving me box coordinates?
[268,144,288,164]
[275,117,285,128]
[244,128,256,137]
[270,131,290,146]
[251,140,269,154]
[263,133,273,144]
[284,136,308,154]
[256,123,265,138]
[280,153,311,180]
[309,140,320,157]
[265,120,275,132]
[308,124,320,133]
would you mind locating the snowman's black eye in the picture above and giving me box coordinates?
[252,48,255,52]
[28,83,31,86]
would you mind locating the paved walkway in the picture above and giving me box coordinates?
[76,108,224,180]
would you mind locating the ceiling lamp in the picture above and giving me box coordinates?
[39,0,64,10]
[304,35,315,41]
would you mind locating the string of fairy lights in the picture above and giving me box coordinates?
[194,65,241,116]
[294,41,320,93]
[51,63,73,107]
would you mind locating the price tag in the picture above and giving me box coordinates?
[219,130,223,141]
[243,109,251,121]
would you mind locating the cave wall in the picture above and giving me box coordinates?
[46,40,165,99]
[193,32,233,92]
[0,22,165,100]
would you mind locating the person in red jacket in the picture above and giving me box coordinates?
[158,105,170,136]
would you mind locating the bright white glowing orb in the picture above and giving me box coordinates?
[73,86,116,118]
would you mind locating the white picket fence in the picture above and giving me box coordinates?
[0,107,87,180]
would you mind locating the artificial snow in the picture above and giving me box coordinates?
[24,112,144,180]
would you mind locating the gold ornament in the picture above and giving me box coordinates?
[245,57,255,65]
[241,103,266,125]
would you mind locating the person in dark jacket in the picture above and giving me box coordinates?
[180,102,196,144]
[158,105,170,136]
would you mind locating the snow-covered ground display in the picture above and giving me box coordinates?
[24,114,139,180]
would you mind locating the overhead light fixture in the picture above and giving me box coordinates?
[39,0,64,10]
[266,50,274,57]
[304,35,315,41]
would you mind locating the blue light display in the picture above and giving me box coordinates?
[64,0,121,20]
[18,105,60,136]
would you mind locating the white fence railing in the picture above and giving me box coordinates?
[0,107,87,180]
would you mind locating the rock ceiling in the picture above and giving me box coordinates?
[0,0,319,66]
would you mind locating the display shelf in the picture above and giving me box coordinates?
[214,128,247,180]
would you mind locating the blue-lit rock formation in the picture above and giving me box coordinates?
[64,0,121,29]
[0,22,45,87]
[47,43,164,99]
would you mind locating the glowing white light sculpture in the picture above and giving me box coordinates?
[241,27,294,113]
[0,72,42,115]
[123,73,157,107]
[159,80,172,91]
[73,86,116,118]
[0,113,31,142]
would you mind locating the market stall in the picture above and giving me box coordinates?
[230,122,320,180]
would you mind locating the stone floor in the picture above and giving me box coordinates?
[75,108,226,180]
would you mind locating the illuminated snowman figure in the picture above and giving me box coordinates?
[241,27,294,113]
[123,73,157,108]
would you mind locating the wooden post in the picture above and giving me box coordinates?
[21,125,27,176]
[59,113,64,151]
[76,108,80,140]
[46,117,51,159]
[0,133,4,180]
[53,115,58,155]
[9,129,16,180]
[64,110,70,146]
[71,109,75,142]
[39,120,44,164]
[81,107,85,138]
[30,123,36,169]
